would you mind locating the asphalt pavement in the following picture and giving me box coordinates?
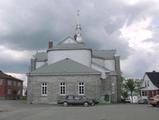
[0,100,158,120]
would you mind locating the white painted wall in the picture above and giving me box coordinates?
[48,49,91,67]
[105,60,115,71]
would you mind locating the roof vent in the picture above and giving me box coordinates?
[152,70,156,72]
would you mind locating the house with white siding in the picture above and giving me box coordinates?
[140,71,159,99]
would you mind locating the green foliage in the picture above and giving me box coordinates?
[122,90,128,99]
[121,76,128,99]
[104,95,110,102]
[125,79,136,94]
[121,77,141,100]
[20,96,27,100]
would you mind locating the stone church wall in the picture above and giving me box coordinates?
[27,74,101,104]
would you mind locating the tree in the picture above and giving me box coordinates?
[121,76,128,100]
[125,79,136,102]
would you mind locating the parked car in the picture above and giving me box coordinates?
[125,98,131,103]
[87,96,99,104]
[138,98,148,104]
[149,95,159,107]
[121,98,130,103]
[57,95,95,107]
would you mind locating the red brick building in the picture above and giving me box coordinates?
[0,70,23,99]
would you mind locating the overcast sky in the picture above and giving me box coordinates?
[0,0,159,83]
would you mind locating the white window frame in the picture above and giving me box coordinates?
[41,83,48,96]
[59,82,66,95]
[78,82,85,95]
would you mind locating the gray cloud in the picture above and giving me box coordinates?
[0,0,159,78]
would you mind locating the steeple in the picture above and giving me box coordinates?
[74,10,83,43]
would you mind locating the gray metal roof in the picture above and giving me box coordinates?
[33,52,47,62]
[31,58,100,75]
[92,62,110,72]
[146,72,159,88]
[92,50,116,60]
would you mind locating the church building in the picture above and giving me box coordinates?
[27,14,121,104]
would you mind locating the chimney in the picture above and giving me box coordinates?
[48,41,53,49]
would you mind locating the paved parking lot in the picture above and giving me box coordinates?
[0,100,158,120]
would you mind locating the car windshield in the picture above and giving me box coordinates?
[74,96,81,100]
[66,95,74,100]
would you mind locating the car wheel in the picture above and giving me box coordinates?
[84,102,89,107]
[63,102,68,107]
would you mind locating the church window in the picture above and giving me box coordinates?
[41,83,47,96]
[60,82,66,95]
[78,82,85,95]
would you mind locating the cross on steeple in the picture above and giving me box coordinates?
[74,10,83,44]
[77,10,80,24]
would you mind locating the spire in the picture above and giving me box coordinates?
[74,10,83,43]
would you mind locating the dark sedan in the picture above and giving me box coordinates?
[57,95,95,107]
